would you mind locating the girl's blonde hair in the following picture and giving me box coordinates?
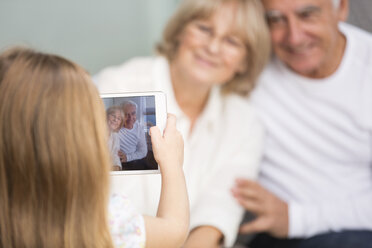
[0,48,113,248]
[157,0,271,96]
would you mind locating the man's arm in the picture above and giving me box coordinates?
[288,193,372,237]
[232,178,372,238]
[126,125,148,161]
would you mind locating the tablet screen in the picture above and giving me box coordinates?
[103,95,158,173]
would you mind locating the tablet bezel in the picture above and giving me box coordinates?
[101,91,167,175]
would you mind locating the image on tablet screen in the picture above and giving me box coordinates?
[103,95,157,172]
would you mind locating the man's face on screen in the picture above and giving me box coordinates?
[123,105,136,129]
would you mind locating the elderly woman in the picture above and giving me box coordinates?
[106,106,124,171]
[94,0,270,246]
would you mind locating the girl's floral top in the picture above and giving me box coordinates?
[108,194,146,248]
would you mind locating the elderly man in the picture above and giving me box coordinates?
[232,0,372,247]
[118,100,148,170]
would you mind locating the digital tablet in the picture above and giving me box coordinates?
[101,91,167,175]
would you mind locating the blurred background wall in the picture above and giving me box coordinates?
[348,0,372,34]
[0,0,179,74]
[1,0,371,75]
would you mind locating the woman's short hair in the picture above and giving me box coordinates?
[0,48,113,247]
[106,105,124,131]
[157,0,271,96]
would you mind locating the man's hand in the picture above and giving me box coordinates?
[231,178,289,238]
[118,150,127,163]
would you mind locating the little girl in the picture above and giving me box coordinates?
[0,48,189,248]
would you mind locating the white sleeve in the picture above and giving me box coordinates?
[108,133,122,168]
[190,108,264,247]
[289,87,372,237]
[113,135,122,168]
[289,190,372,238]
[126,125,148,162]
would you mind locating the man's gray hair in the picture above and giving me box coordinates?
[332,0,341,8]
[121,100,138,112]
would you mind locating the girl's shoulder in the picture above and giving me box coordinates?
[108,194,146,248]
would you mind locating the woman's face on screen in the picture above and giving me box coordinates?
[108,110,122,131]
